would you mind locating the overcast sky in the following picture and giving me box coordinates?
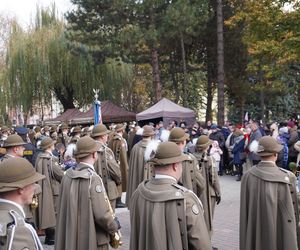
[0,0,73,27]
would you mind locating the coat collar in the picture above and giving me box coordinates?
[138,179,184,202]
[250,161,291,184]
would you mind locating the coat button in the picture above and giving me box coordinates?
[288,219,292,222]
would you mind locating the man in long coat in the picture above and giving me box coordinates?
[35,137,64,245]
[55,136,120,250]
[129,141,212,250]
[168,127,205,197]
[126,125,155,207]
[240,136,300,250]
[108,124,128,207]
[91,124,121,211]
[193,135,221,236]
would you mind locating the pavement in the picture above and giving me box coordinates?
[41,175,240,250]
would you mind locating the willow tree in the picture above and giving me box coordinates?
[5,5,133,118]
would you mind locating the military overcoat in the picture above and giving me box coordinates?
[35,152,64,229]
[125,138,155,207]
[55,163,118,250]
[129,178,212,250]
[240,161,299,250]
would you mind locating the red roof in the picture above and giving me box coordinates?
[69,100,136,125]
[44,108,83,125]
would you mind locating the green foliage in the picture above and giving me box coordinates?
[5,5,134,113]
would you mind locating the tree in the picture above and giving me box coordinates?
[216,0,225,125]
[5,5,134,117]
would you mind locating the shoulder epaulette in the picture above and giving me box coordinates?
[172,183,189,192]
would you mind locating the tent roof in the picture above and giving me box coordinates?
[137,98,195,121]
[44,108,82,125]
[69,100,136,125]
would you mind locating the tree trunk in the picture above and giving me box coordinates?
[206,74,213,123]
[151,48,162,102]
[217,0,225,126]
[260,89,265,124]
[54,86,75,111]
[170,52,179,103]
[180,32,188,107]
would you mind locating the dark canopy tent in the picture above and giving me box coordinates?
[44,108,82,125]
[69,100,136,125]
[136,98,196,126]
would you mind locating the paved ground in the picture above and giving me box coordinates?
[41,175,240,250]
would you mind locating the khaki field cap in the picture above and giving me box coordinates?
[1,126,9,133]
[74,136,100,159]
[196,135,212,150]
[256,136,283,156]
[148,141,188,166]
[71,126,81,134]
[142,125,155,137]
[40,137,55,150]
[60,123,69,130]
[115,124,125,132]
[43,126,50,132]
[50,125,57,133]
[91,124,110,138]
[3,134,26,148]
[0,158,45,192]
[168,127,189,142]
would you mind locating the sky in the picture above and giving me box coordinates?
[0,0,73,27]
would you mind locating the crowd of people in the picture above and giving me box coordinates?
[0,117,299,250]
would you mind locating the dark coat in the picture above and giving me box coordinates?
[232,136,245,165]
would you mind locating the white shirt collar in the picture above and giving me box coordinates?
[260,161,276,164]
[155,174,177,182]
[0,198,25,217]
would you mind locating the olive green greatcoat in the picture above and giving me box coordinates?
[125,139,155,207]
[35,152,64,229]
[55,163,118,250]
[129,178,212,250]
[108,134,128,192]
[94,142,121,210]
[240,161,299,250]
[181,152,205,197]
[0,200,43,250]
[193,151,221,235]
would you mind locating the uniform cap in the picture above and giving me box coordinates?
[50,125,57,133]
[60,123,69,130]
[256,136,283,156]
[0,158,45,192]
[74,136,100,159]
[1,126,9,133]
[142,125,155,137]
[33,126,41,133]
[196,135,212,150]
[71,126,81,134]
[40,137,55,150]
[168,127,189,142]
[115,124,125,132]
[148,141,188,166]
[15,127,29,135]
[43,126,50,132]
[3,134,26,148]
[91,124,110,138]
